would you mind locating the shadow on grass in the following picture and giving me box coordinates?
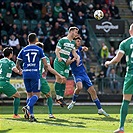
[71,116,120,122]
[39,117,86,128]
[4,117,86,128]
[0,129,12,133]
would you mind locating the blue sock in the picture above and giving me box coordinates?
[29,106,33,115]
[93,98,102,109]
[72,94,79,102]
[27,95,38,107]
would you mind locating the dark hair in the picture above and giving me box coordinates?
[73,36,82,40]
[3,47,13,57]
[35,42,44,48]
[28,33,37,43]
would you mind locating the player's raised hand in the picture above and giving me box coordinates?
[105,61,110,67]
[58,57,62,62]
[83,46,88,51]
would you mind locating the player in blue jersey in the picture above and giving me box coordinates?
[66,36,109,117]
[16,33,48,122]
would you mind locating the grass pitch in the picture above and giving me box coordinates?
[0,105,133,133]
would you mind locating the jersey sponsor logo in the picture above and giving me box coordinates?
[60,49,70,55]
[27,63,36,67]
[23,69,38,72]
[64,43,75,48]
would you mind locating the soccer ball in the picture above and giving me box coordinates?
[94,10,104,20]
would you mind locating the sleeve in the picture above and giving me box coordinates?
[10,61,16,70]
[79,46,82,51]
[17,49,23,60]
[119,40,125,54]
[56,39,63,49]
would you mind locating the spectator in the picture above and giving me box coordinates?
[44,12,55,27]
[109,1,121,19]
[1,35,9,49]
[97,70,105,94]
[3,10,14,32]
[56,12,66,26]
[51,22,65,42]
[79,25,90,47]
[75,11,85,29]
[86,4,95,19]
[53,2,64,18]
[41,1,53,18]
[65,7,76,26]
[108,68,120,94]
[8,24,19,37]
[8,2,18,19]
[24,2,36,20]
[45,21,52,38]
[19,24,29,36]
[100,43,109,65]
[87,67,96,84]
[19,33,28,48]
[63,23,69,35]
[108,46,116,60]
[34,22,46,42]
[74,1,87,15]
[0,12,5,30]
[102,3,111,15]
[8,34,21,60]
[62,0,71,10]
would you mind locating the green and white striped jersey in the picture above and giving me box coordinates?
[56,37,76,62]
[39,56,50,78]
[119,36,133,74]
[0,58,16,81]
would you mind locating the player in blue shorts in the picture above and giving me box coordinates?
[16,33,48,122]
[66,36,109,117]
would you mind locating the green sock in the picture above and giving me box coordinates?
[13,98,20,115]
[60,84,66,97]
[120,100,130,129]
[46,97,53,115]
[55,82,61,96]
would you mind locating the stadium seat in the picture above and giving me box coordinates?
[1,30,7,36]
[1,8,6,17]
[21,19,29,27]
[18,9,25,20]
[34,9,41,20]
[30,20,38,32]
[13,19,21,29]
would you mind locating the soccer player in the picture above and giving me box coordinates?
[105,23,133,133]
[66,36,109,117]
[16,33,48,122]
[0,47,22,118]
[54,26,80,107]
[36,42,65,118]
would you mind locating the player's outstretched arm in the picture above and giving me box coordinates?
[16,59,22,74]
[72,49,80,66]
[13,67,22,75]
[66,57,76,65]
[105,51,124,67]
[82,46,88,51]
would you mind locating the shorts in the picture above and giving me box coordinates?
[24,78,41,93]
[73,72,93,90]
[123,73,133,94]
[54,58,69,78]
[40,78,50,94]
[0,81,17,97]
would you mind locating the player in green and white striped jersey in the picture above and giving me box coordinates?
[54,26,80,107]
[0,47,22,118]
[105,23,133,133]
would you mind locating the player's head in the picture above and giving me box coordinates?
[3,47,13,58]
[35,42,44,49]
[68,27,79,38]
[129,23,133,36]
[28,33,37,44]
[74,36,82,47]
